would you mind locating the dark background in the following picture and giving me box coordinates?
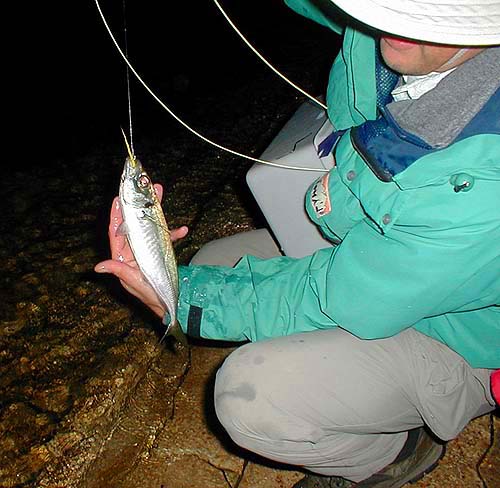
[20,0,340,167]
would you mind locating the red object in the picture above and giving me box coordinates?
[491,370,500,405]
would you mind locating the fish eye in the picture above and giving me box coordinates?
[137,174,150,188]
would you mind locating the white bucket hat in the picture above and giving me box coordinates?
[331,0,500,45]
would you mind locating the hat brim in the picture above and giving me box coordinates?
[332,0,500,45]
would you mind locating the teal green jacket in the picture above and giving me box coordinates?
[176,0,500,369]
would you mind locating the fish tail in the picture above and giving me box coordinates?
[161,319,188,346]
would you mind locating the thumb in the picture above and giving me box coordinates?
[94,259,125,274]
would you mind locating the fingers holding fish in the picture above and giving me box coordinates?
[96,194,166,319]
[170,225,189,242]
[153,183,163,201]
[110,186,188,248]
[108,197,133,263]
[94,256,166,319]
[96,145,188,344]
[95,188,184,323]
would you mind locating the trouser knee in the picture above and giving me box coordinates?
[213,347,260,449]
[213,342,322,452]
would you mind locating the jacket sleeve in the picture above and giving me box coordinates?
[177,175,500,344]
[177,251,341,342]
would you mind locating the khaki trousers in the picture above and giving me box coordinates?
[191,229,495,482]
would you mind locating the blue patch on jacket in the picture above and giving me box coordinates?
[375,47,399,108]
[351,87,500,182]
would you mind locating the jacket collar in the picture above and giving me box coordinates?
[386,47,500,148]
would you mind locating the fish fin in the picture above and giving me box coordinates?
[161,319,188,346]
[116,221,129,236]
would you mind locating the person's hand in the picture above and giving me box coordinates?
[94,184,188,319]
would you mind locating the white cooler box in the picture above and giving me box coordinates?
[246,100,335,258]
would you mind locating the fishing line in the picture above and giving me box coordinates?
[122,0,134,154]
[211,0,327,111]
[94,0,328,173]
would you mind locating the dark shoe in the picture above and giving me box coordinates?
[293,473,353,488]
[292,428,445,488]
[355,427,445,487]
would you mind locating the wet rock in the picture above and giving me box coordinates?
[238,462,303,488]
[31,384,72,415]
[0,403,56,487]
[412,414,500,488]
[478,415,500,488]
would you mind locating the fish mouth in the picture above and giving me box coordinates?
[126,155,138,169]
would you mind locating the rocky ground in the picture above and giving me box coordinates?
[2,3,499,487]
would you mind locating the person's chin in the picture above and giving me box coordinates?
[380,37,421,74]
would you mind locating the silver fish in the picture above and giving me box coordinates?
[118,134,186,344]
